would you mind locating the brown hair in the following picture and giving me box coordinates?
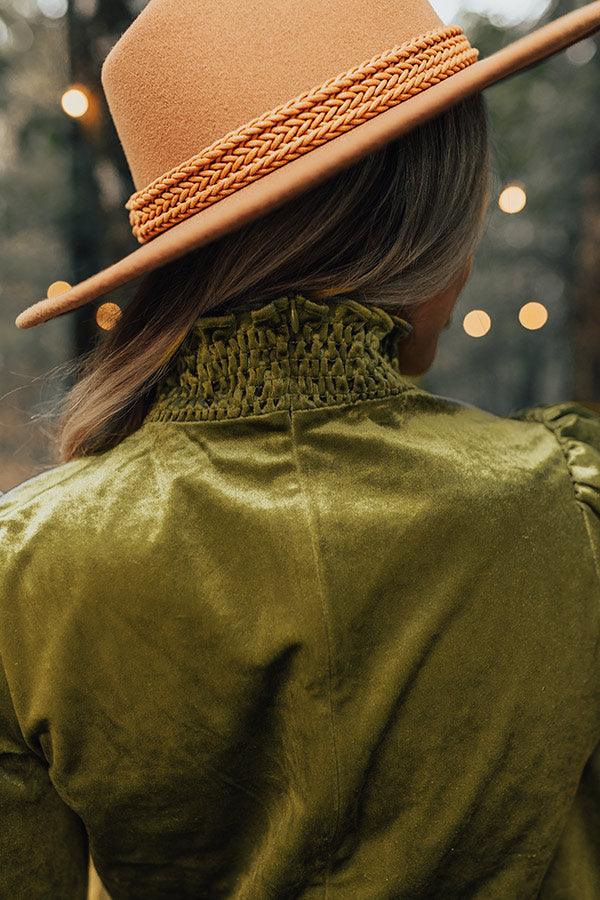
[39,92,491,464]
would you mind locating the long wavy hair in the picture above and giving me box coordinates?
[40,92,491,464]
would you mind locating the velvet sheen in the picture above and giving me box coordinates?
[2,293,600,899]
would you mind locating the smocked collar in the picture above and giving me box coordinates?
[143,293,416,423]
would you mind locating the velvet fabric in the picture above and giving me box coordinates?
[2,293,600,899]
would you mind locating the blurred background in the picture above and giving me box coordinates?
[0,0,598,492]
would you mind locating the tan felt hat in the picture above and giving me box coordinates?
[14,0,600,330]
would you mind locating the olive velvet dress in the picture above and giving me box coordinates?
[1,293,600,899]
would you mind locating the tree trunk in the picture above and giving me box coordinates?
[572,166,600,403]
[65,0,140,366]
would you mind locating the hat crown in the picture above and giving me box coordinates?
[100,0,444,191]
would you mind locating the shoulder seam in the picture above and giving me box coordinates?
[538,418,600,588]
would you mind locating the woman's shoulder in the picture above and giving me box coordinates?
[507,400,600,472]
[0,457,95,518]
[506,399,600,515]
[428,393,600,452]
[394,393,600,531]
[0,425,153,545]
[507,399,600,433]
[3,396,600,539]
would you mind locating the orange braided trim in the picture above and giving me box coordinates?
[126,25,478,245]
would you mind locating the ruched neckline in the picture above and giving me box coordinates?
[144,293,416,423]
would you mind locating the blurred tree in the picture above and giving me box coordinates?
[0,2,74,491]
[65,0,144,363]
[546,0,600,403]
[426,1,600,412]
[0,0,145,492]
[572,167,600,400]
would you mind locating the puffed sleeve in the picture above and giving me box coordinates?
[0,661,90,899]
[508,400,600,572]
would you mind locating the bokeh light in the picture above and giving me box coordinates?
[61,88,89,118]
[12,0,37,17]
[430,0,552,26]
[8,20,34,52]
[566,39,597,66]
[519,302,548,330]
[499,186,527,215]
[96,302,122,331]
[47,280,71,297]
[37,0,69,19]
[463,310,492,338]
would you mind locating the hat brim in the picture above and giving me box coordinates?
[15,1,600,330]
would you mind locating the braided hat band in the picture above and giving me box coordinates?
[125,25,478,246]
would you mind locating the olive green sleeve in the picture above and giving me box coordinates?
[509,400,600,580]
[0,650,89,898]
